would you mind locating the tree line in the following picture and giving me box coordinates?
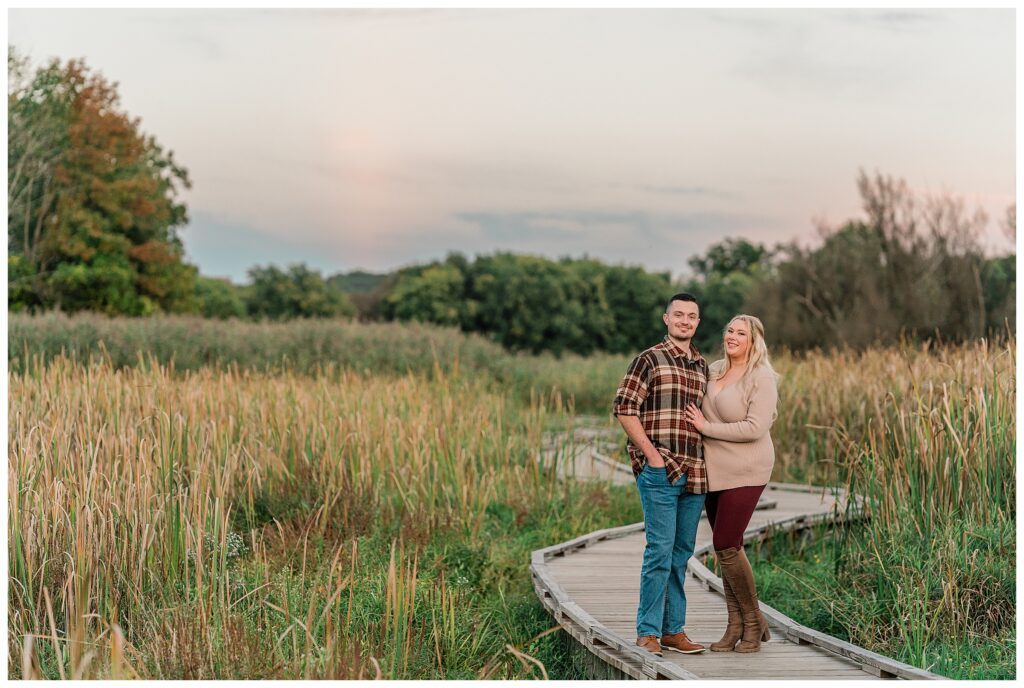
[8,52,1015,354]
[8,50,194,316]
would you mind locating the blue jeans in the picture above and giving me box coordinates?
[635,465,706,638]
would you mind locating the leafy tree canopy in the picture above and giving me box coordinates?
[8,49,196,315]
[746,171,1015,349]
[383,252,670,356]
[195,276,246,320]
[687,238,770,280]
[246,263,354,321]
[678,239,773,356]
[326,270,390,294]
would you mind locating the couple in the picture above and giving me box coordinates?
[612,292,778,657]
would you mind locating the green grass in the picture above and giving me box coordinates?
[134,479,642,680]
[748,522,1016,680]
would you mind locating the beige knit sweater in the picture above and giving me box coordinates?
[701,360,779,492]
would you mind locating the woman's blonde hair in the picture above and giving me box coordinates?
[714,314,778,384]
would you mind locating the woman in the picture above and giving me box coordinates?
[685,314,778,653]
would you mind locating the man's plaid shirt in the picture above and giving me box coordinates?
[611,336,709,493]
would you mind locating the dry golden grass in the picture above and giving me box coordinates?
[771,337,1015,523]
[9,354,573,678]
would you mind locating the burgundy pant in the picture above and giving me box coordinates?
[704,484,766,551]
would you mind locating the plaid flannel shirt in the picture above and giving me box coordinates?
[611,336,709,493]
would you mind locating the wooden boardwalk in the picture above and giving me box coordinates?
[531,422,943,680]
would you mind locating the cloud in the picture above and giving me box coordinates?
[254,150,581,197]
[447,209,781,278]
[118,9,470,65]
[837,9,941,30]
[455,209,763,243]
[180,211,350,282]
[701,9,944,98]
[457,210,655,242]
[615,183,736,199]
[703,9,778,32]
[730,24,904,97]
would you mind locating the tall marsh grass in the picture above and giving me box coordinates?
[828,339,1013,677]
[7,312,625,414]
[8,313,1015,678]
[8,354,637,679]
[752,337,1016,679]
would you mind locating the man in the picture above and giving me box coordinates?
[612,292,709,656]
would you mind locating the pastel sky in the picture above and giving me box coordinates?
[8,8,1016,282]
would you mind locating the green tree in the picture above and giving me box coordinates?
[982,255,1015,334]
[245,263,354,320]
[7,255,36,312]
[195,276,246,320]
[385,263,467,326]
[679,239,772,355]
[984,203,1016,334]
[565,259,670,354]
[683,270,764,357]
[381,252,674,356]
[7,50,196,314]
[746,171,1010,349]
[688,238,770,280]
[327,270,390,294]
[464,253,589,355]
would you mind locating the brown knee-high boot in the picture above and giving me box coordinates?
[717,546,770,653]
[711,549,743,651]
[738,547,771,644]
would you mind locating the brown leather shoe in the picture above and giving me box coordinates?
[635,635,663,656]
[661,630,706,654]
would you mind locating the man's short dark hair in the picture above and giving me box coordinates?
[666,292,700,314]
